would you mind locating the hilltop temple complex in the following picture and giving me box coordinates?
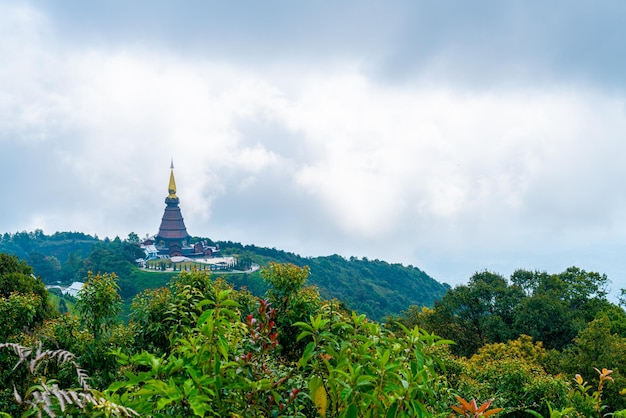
[143,160,220,260]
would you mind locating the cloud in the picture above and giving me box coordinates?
[285,77,626,249]
[3,1,626,291]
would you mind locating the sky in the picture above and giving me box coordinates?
[3,1,626,293]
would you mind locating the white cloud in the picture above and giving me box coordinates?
[283,77,626,252]
[4,2,626,290]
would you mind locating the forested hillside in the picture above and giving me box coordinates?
[217,241,449,320]
[0,230,98,284]
[0,231,449,320]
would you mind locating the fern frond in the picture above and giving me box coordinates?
[13,384,22,404]
[75,366,91,390]
[0,342,31,370]
[2,342,139,417]
[49,385,67,412]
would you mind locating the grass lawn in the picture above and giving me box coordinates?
[129,268,178,291]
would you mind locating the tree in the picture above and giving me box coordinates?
[126,232,140,244]
[559,315,626,412]
[510,269,546,296]
[453,336,570,416]
[27,252,61,284]
[61,252,82,283]
[130,287,173,353]
[0,253,53,335]
[73,271,133,387]
[130,270,241,353]
[512,293,575,350]
[558,266,608,306]
[510,267,610,350]
[422,271,523,357]
[75,272,122,340]
[261,262,321,359]
[426,267,614,356]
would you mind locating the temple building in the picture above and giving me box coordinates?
[149,160,219,259]
[155,160,190,256]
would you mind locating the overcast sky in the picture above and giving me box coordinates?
[3,1,626,292]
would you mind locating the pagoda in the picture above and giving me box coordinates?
[155,160,191,257]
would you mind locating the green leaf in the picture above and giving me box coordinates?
[298,341,316,368]
[525,410,544,418]
[189,395,213,416]
[380,349,390,367]
[217,337,230,359]
[340,387,353,400]
[197,309,214,327]
[156,396,176,410]
[356,375,376,387]
[386,401,398,418]
[107,381,129,392]
[220,299,239,308]
[296,330,313,342]
[197,299,214,308]
[346,403,358,418]
[293,321,314,332]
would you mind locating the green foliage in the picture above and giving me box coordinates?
[453,336,570,416]
[130,287,173,354]
[108,282,309,417]
[557,315,626,412]
[218,241,449,321]
[418,267,613,357]
[527,368,618,418]
[76,272,123,340]
[2,231,451,322]
[421,271,524,357]
[0,253,53,340]
[0,231,97,284]
[166,270,223,336]
[261,262,322,359]
[571,368,615,417]
[4,250,626,417]
[0,292,43,341]
[106,266,455,417]
[27,252,62,284]
[72,272,134,388]
[129,270,244,354]
[296,311,454,417]
[0,342,137,417]
[263,262,310,301]
[77,241,143,298]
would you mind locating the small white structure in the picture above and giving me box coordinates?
[63,281,84,297]
[142,244,159,260]
[170,256,193,263]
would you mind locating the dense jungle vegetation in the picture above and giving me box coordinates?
[2,244,626,417]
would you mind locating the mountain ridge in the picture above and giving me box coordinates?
[0,230,449,321]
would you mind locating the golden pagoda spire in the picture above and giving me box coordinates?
[168,158,177,199]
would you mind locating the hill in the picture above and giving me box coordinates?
[216,241,450,320]
[0,231,449,321]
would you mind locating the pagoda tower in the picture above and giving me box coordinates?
[156,160,190,257]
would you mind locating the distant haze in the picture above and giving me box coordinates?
[2,1,626,294]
